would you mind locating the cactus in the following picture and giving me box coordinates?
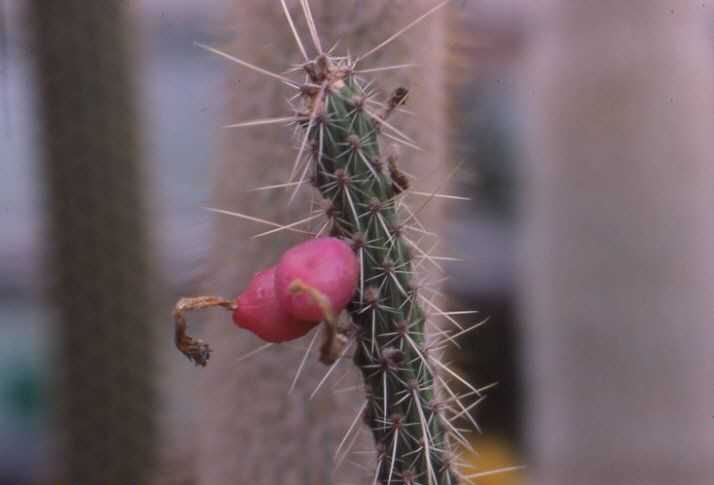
[174,1,488,484]
[295,52,460,485]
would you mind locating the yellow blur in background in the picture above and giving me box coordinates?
[463,438,524,485]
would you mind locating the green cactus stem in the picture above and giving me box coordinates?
[298,53,459,485]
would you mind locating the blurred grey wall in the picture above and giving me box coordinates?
[520,1,714,484]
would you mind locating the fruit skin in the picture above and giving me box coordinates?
[232,265,315,342]
[275,237,359,322]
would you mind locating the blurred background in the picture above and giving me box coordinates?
[1,1,712,484]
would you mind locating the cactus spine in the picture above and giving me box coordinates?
[297,45,457,485]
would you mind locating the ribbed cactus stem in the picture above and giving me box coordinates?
[301,54,457,485]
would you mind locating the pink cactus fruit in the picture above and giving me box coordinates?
[275,237,359,322]
[232,265,316,342]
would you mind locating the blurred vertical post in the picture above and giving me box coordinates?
[521,1,714,484]
[27,1,156,483]
[193,2,447,484]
